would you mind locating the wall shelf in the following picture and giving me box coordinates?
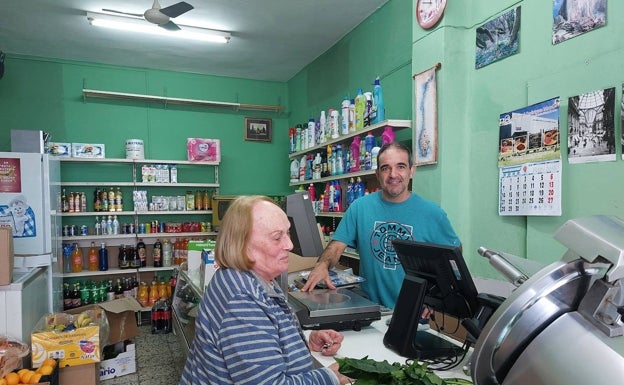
[82,89,285,113]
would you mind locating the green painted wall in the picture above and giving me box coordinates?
[416,0,624,278]
[0,56,291,196]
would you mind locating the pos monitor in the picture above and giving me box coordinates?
[284,192,324,257]
[383,239,479,360]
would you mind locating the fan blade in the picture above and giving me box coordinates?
[102,8,144,18]
[159,20,181,31]
[160,1,193,18]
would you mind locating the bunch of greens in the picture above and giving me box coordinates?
[336,356,473,385]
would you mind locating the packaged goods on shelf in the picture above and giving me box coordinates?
[71,143,105,158]
[48,142,72,157]
[187,138,220,162]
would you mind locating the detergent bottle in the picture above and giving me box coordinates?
[372,76,385,124]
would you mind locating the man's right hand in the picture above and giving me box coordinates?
[301,261,336,291]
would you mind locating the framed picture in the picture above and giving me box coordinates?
[413,64,440,165]
[244,117,272,142]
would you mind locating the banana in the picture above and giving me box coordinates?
[80,317,93,327]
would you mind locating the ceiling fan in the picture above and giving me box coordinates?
[103,0,194,31]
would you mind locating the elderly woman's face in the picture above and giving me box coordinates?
[247,200,293,281]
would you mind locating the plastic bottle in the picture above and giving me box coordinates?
[355,89,366,130]
[371,146,381,170]
[319,111,327,143]
[118,244,130,269]
[71,243,83,273]
[98,242,109,271]
[299,155,307,181]
[364,91,373,127]
[295,125,302,152]
[329,109,340,139]
[335,145,344,175]
[137,238,147,267]
[148,280,159,307]
[313,153,322,179]
[153,239,162,267]
[326,145,333,176]
[112,215,119,235]
[100,216,107,235]
[350,137,361,172]
[349,99,356,133]
[162,239,172,267]
[330,146,337,176]
[88,242,98,271]
[307,183,316,202]
[333,181,342,212]
[382,126,395,145]
[372,76,385,124]
[62,243,72,273]
[341,96,350,135]
[307,118,316,147]
[137,281,149,307]
[290,158,300,182]
[365,133,376,154]
[346,177,355,208]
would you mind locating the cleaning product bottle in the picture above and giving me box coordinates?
[382,126,395,145]
[319,111,327,143]
[364,91,373,127]
[350,137,361,172]
[349,99,356,133]
[355,89,366,130]
[341,96,350,135]
[372,76,385,124]
[365,133,376,154]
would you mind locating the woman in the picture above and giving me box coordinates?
[180,195,352,385]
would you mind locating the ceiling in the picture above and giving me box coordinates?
[0,0,388,82]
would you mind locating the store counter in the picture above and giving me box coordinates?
[305,315,472,381]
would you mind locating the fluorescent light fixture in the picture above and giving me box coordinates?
[86,11,231,43]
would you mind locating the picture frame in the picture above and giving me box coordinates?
[244,117,272,142]
[413,64,440,165]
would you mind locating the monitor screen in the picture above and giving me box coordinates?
[383,239,479,360]
[284,192,324,257]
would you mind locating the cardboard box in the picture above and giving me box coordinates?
[31,308,108,368]
[71,143,105,158]
[187,138,220,162]
[99,341,136,381]
[60,362,99,385]
[31,297,142,369]
[47,142,72,157]
[0,226,13,285]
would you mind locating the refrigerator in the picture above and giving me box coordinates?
[0,151,62,322]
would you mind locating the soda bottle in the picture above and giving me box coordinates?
[108,187,115,212]
[71,243,83,273]
[129,246,141,269]
[115,187,123,212]
[61,189,69,213]
[153,239,162,267]
[136,239,147,267]
[88,242,98,271]
[94,188,101,212]
[151,298,163,334]
[106,279,115,301]
[118,244,130,269]
[80,192,87,212]
[98,242,108,271]
[203,190,211,210]
[71,282,81,309]
[114,278,124,299]
[63,282,72,310]
[158,281,168,300]
[101,188,109,212]
[172,238,180,265]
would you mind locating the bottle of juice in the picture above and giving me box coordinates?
[71,243,83,273]
[148,280,159,307]
[136,239,147,267]
[137,281,149,307]
[88,242,98,271]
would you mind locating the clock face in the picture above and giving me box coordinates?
[417,0,447,29]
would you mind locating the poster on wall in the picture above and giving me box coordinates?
[567,87,615,164]
[498,97,562,216]
[553,0,606,44]
[413,64,440,165]
[475,7,521,69]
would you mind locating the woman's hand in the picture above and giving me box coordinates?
[329,362,354,385]
[308,329,344,356]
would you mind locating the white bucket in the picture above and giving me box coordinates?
[126,139,145,159]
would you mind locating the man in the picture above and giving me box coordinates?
[302,142,460,309]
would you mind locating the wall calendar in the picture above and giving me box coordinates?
[498,97,562,216]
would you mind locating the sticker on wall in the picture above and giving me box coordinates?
[0,196,37,238]
[553,0,606,45]
[498,97,562,216]
[475,7,521,69]
[568,87,615,164]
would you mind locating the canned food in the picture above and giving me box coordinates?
[145,223,151,233]
[80,225,88,236]
[70,224,77,237]
[139,223,146,234]
[128,223,135,234]
[63,225,69,237]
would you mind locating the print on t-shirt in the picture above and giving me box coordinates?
[370,221,413,269]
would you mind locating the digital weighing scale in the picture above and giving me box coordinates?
[289,287,381,331]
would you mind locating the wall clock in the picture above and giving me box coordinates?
[416,0,447,30]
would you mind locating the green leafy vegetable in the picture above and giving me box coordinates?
[335,356,473,385]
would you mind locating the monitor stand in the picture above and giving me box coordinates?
[383,275,462,360]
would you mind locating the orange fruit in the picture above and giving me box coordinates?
[4,372,19,385]
[0,377,7,385]
[37,365,53,376]
[28,373,41,384]
[41,359,57,368]
[19,371,33,384]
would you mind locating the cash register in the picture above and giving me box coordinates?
[280,192,381,331]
